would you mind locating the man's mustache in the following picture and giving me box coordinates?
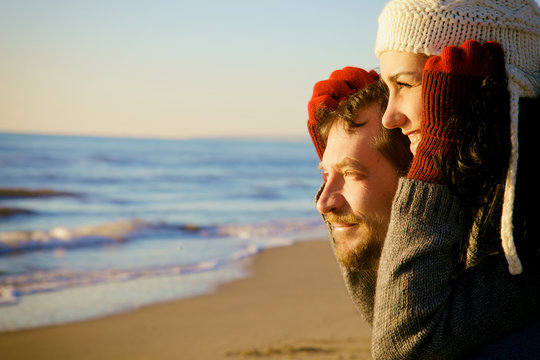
[325,212,365,226]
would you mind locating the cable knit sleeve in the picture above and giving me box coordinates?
[371,178,540,360]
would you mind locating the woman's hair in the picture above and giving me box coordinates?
[439,75,540,270]
[317,80,412,175]
[437,73,511,259]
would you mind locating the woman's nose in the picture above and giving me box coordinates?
[382,96,406,130]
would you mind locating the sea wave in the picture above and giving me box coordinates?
[0,187,77,199]
[0,218,150,255]
[0,217,324,256]
[0,243,261,306]
[0,215,326,306]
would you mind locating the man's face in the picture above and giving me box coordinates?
[317,103,399,271]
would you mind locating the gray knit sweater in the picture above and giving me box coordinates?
[322,179,540,359]
[372,179,540,359]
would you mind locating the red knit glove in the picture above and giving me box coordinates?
[407,40,506,183]
[307,67,379,160]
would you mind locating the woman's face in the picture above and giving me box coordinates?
[379,51,428,155]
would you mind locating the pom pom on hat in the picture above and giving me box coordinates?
[375,0,540,275]
[307,67,379,160]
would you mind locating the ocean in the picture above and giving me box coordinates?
[0,133,326,332]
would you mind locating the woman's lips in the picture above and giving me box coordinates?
[406,131,421,155]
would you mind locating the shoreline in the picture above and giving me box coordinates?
[0,239,372,360]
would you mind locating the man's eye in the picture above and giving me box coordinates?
[396,81,411,88]
[344,170,366,180]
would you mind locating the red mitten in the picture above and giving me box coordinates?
[308,67,379,160]
[407,40,506,183]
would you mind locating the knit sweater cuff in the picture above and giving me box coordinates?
[406,134,455,184]
[407,70,481,184]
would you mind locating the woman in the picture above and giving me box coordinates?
[371,0,540,359]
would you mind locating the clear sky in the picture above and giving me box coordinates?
[0,0,388,140]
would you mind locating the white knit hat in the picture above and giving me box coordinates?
[375,0,540,275]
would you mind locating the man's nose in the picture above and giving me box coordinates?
[316,177,344,214]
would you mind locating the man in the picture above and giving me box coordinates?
[307,66,410,323]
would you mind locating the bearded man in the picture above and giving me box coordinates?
[307,67,410,323]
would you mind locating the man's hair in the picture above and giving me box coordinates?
[316,80,411,176]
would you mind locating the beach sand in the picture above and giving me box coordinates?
[0,239,372,360]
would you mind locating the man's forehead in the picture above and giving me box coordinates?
[318,102,382,166]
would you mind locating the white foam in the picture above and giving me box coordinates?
[0,241,262,305]
[0,218,149,254]
[0,261,251,332]
[0,286,18,306]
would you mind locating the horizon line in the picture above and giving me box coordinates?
[0,130,310,143]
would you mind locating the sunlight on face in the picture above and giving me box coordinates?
[316,103,399,271]
[379,51,428,155]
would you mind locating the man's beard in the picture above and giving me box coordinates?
[325,212,387,272]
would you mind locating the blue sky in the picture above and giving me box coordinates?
[0,0,388,139]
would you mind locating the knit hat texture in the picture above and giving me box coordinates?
[375,0,540,275]
[307,67,379,160]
